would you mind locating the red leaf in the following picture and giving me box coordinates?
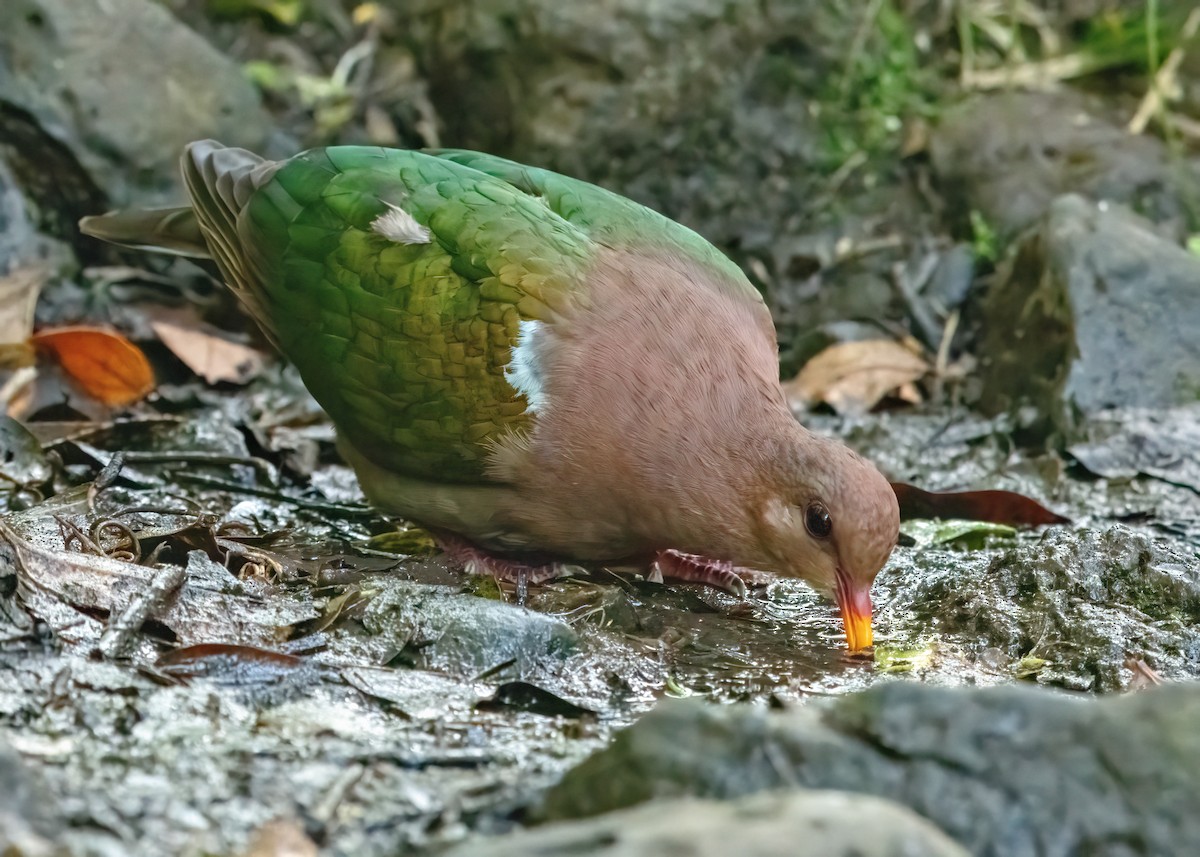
[891,482,1071,526]
[156,643,303,680]
[31,326,155,406]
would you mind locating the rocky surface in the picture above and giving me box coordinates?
[1069,405,1200,495]
[360,579,581,674]
[541,682,1200,857]
[0,740,59,857]
[975,195,1200,435]
[0,0,272,208]
[884,525,1200,691]
[931,91,1192,242]
[447,790,968,857]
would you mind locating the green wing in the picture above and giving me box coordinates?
[181,143,765,486]
[429,149,761,305]
[186,143,592,482]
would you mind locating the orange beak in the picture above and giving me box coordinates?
[835,570,873,651]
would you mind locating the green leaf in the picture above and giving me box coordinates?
[873,644,934,674]
[210,0,305,25]
[244,60,288,92]
[900,518,1017,550]
[365,526,437,556]
[1014,655,1048,679]
[663,675,695,698]
[970,209,999,263]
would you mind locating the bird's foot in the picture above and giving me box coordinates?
[652,550,768,598]
[430,529,569,592]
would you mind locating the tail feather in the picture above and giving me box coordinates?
[181,140,280,296]
[78,140,282,272]
[78,207,209,257]
[81,139,287,346]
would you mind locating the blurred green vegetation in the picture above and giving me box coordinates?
[178,0,1193,157]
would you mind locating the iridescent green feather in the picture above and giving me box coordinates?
[430,149,760,304]
[231,147,593,481]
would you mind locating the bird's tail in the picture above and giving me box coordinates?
[78,206,209,257]
[81,141,285,336]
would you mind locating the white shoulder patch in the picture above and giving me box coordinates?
[371,202,431,245]
[504,319,547,413]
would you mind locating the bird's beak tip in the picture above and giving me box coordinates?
[835,572,874,652]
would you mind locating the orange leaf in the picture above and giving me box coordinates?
[31,326,155,407]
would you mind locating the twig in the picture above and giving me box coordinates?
[88,451,126,511]
[1128,6,1200,134]
[0,365,36,406]
[173,472,373,518]
[962,51,1116,90]
[890,259,942,350]
[98,564,187,660]
[54,515,107,556]
[931,309,960,403]
[1164,112,1200,141]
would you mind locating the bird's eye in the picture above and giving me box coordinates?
[805,502,832,539]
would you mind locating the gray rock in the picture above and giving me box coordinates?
[447,791,968,857]
[0,133,81,276]
[0,740,59,856]
[1069,405,1200,495]
[976,195,1200,433]
[361,579,580,674]
[931,91,1190,242]
[542,682,1200,857]
[885,525,1200,691]
[0,0,271,206]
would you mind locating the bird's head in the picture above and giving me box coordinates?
[754,431,899,651]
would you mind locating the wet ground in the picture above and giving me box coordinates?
[3,368,1197,856]
[2,5,1199,853]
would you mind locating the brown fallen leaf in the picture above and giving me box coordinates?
[31,325,155,406]
[891,482,1071,526]
[785,339,929,415]
[240,819,319,857]
[0,265,46,356]
[0,266,47,415]
[150,319,266,384]
[156,643,305,679]
[1124,657,1164,691]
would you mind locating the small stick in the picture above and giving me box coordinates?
[98,563,187,660]
[1128,7,1200,134]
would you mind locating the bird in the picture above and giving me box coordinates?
[81,141,899,650]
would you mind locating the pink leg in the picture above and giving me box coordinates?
[653,550,768,598]
[430,529,567,586]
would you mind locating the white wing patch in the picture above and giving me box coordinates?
[371,202,431,245]
[504,319,547,413]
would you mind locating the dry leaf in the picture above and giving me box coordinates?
[156,643,305,679]
[241,819,319,857]
[1124,658,1164,692]
[31,326,155,406]
[0,265,47,351]
[785,339,929,415]
[150,319,266,384]
[891,482,1071,526]
[0,517,314,651]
